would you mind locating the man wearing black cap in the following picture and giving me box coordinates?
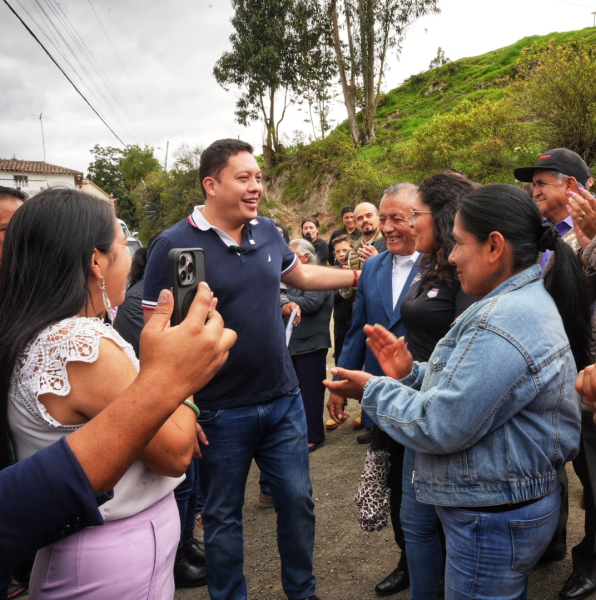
[328,205,362,265]
[516,148,596,600]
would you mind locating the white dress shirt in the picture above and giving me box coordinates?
[392,252,419,309]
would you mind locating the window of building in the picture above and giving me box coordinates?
[13,175,28,188]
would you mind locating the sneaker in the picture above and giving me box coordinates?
[357,430,373,444]
[353,414,363,429]
[325,418,339,430]
[258,492,274,508]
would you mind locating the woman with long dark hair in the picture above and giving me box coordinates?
[0,189,197,598]
[302,216,329,266]
[327,184,591,599]
[398,172,479,599]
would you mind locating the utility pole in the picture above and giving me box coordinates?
[593,11,596,27]
[164,140,169,172]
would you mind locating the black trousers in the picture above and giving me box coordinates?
[292,349,327,445]
[572,410,596,578]
[334,333,346,366]
[372,426,407,565]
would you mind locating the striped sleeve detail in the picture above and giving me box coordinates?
[141,299,158,310]
[281,253,298,277]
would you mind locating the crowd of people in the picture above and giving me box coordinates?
[3,141,596,600]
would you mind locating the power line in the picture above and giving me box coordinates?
[29,0,136,143]
[554,0,596,8]
[3,0,127,145]
[44,0,148,142]
[86,0,163,139]
[16,0,132,143]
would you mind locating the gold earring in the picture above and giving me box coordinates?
[97,276,112,314]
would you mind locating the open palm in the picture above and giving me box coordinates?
[364,324,413,380]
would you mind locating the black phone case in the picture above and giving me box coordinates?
[167,248,206,326]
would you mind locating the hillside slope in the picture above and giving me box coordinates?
[263,27,596,236]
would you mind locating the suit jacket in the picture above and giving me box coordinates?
[338,250,419,376]
[0,438,109,594]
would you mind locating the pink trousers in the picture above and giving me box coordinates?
[29,492,179,599]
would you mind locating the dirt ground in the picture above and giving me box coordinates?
[17,351,585,600]
[174,350,588,600]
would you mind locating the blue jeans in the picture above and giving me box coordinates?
[197,388,316,600]
[174,459,200,548]
[401,448,443,599]
[437,488,561,600]
[361,409,374,429]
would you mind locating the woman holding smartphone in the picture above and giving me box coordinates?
[0,189,198,599]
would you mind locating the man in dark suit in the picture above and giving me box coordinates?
[327,182,419,597]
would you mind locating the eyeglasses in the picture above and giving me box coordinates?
[410,209,433,222]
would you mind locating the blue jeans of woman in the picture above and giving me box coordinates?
[401,448,443,599]
[197,387,316,600]
[436,487,561,600]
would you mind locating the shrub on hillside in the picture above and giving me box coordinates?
[512,41,596,164]
[403,99,537,182]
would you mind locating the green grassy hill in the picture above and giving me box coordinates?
[264,27,596,232]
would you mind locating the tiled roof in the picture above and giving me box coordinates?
[0,159,83,175]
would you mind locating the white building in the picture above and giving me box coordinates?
[0,159,84,196]
[0,158,115,210]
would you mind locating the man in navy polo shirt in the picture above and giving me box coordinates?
[142,139,355,600]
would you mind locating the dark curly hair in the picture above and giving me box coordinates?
[417,173,477,291]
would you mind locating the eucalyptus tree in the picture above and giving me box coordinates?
[330,0,440,146]
[214,0,336,166]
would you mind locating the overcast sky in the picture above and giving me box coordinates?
[1,0,595,174]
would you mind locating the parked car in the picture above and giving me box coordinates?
[117,218,143,258]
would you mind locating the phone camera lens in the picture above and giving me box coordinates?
[180,255,187,267]
[180,270,187,282]
[187,262,194,274]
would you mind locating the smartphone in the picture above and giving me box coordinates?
[167,248,206,326]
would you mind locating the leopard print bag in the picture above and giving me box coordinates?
[354,446,391,532]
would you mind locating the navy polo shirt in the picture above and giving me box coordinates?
[142,209,299,410]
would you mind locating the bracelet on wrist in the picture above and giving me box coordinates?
[183,399,200,418]
[352,269,359,288]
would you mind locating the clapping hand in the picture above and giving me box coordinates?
[577,365,596,422]
[567,188,596,247]
[364,323,413,380]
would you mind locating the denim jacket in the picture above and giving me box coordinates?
[362,265,581,507]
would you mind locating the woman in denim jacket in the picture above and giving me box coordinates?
[326,185,592,600]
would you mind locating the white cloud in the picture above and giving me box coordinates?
[0,0,594,174]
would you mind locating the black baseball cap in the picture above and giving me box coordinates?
[514,148,591,187]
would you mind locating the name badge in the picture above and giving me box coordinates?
[427,288,439,298]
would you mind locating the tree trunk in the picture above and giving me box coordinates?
[331,0,361,146]
[360,0,376,143]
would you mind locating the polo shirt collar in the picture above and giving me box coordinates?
[188,205,259,248]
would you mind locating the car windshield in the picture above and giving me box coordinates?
[127,238,143,259]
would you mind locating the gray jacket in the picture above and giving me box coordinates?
[286,287,333,356]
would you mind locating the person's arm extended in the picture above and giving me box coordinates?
[68,283,236,493]
[282,259,356,291]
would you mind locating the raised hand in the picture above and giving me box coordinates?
[567,189,596,245]
[364,323,413,380]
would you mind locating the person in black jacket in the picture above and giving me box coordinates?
[302,216,329,265]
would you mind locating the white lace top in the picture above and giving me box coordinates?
[8,316,184,521]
